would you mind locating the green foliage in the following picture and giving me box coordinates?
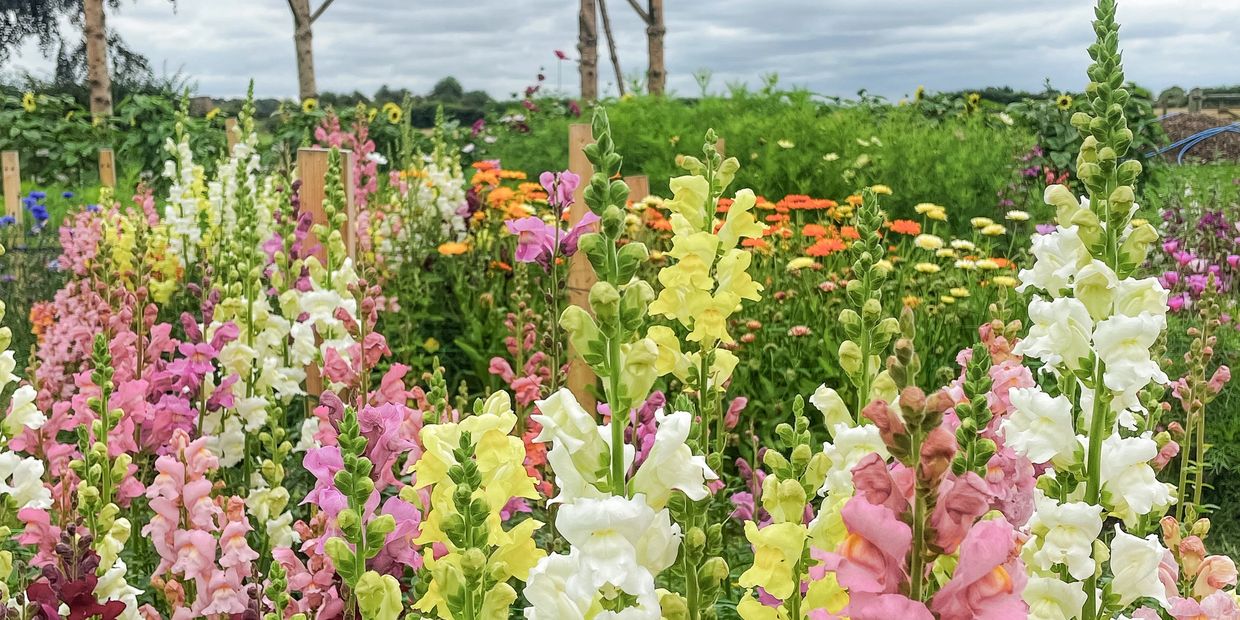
[482,92,1033,233]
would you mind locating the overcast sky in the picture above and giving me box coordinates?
[5,0,1239,100]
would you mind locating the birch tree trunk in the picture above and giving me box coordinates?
[83,0,112,119]
[578,0,598,101]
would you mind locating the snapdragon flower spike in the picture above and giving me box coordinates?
[1011,2,1180,619]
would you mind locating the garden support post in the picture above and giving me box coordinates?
[297,146,355,397]
[98,148,116,189]
[225,118,239,151]
[296,147,356,263]
[566,123,599,412]
[715,137,726,157]
[622,175,650,202]
[2,152,19,224]
[579,0,599,101]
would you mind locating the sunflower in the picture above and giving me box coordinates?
[967,92,981,108]
[301,97,319,114]
[383,102,402,125]
[1056,94,1073,110]
[21,92,36,113]
[367,107,378,123]
[205,107,221,121]
[914,85,925,102]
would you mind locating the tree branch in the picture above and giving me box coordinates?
[310,0,336,23]
[286,0,301,24]
[625,0,650,23]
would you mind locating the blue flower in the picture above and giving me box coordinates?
[62,191,75,199]
[30,204,49,223]
[0,215,14,227]
[28,191,46,200]
[86,204,100,213]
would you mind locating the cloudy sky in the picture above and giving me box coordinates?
[6,0,1239,100]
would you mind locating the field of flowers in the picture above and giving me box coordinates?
[0,1,1239,619]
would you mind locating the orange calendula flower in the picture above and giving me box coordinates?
[801,223,828,238]
[840,226,860,240]
[29,302,55,342]
[807,237,847,257]
[498,169,527,180]
[490,260,513,272]
[888,220,921,236]
[846,194,864,207]
[471,171,500,187]
[742,238,770,250]
[471,160,499,171]
[717,197,734,213]
[437,241,469,256]
[487,186,516,208]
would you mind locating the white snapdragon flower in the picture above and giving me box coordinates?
[4,385,46,436]
[1023,576,1088,620]
[819,422,889,496]
[95,558,143,620]
[0,451,52,509]
[532,390,620,504]
[1024,491,1104,580]
[1109,526,1170,609]
[1001,387,1078,466]
[1018,225,1090,296]
[0,350,16,391]
[630,410,716,510]
[554,494,680,597]
[1113,277,1168,319]
[1073,260,1119,320]
[810,384,851,429]
[524,552,593,619]
[1013,296,1094,372]
[1093,312,1168,412]
[1098,432,1174,526]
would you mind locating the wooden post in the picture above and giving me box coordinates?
[225,118,239,151]
[2,151,20,224]
[98,148,116,189]
[1188,88,1203,114]
[296,147,355,397]
[715,137,726,157]
[566,124,598,412]
[296,147,356,262]
[623,175,650,203]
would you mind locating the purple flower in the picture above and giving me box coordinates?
[1035,223,1056,235]
[539,169,581,209]
[506,217,555,263]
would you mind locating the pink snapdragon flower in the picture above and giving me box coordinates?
[929,519,1027,619]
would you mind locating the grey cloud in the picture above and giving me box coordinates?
[4,0,1237,100]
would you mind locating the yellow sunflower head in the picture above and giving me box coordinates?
[967,92,981,108]
[21,92,37,113]
[205,107,221,121]
[1056,94,1073,110]
[384,102,402,125]
[301,97,319,114]
[915,85,925,102]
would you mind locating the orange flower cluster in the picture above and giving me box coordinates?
[776,195,838,211]
[29,301,54,342]
[887,219,921,236]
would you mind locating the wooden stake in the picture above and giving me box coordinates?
[225,118,239,151]
[98,148,116,189]
[566,124,598,412]
[715,137,726,157]
[2,151,20,224]
[296,147,356,262]
[296,146,355,397]
[623,175,650,203]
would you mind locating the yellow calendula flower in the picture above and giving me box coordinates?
[786,256,815,272]
[914,262,941,274]
[941,295,956,304]
[914,234,944,251]
[992,275,1018,288]
[935,248,957,258]
[981,223,1007,236]
[970,217,994,229]
[976,258,1001,270]
[875,259,894,274]
[869,184,893,195]
[301,97,319,114]
[777,139,795,149]
[903,294,922,309]
[955,259,977,270]
[1005,210,1030,221]
[1057,94,1074,110]
[914,202,941,215]
[951,239,975,251]
[21,92,36,113]
[437,241,469,256]
[950,287,970,298]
